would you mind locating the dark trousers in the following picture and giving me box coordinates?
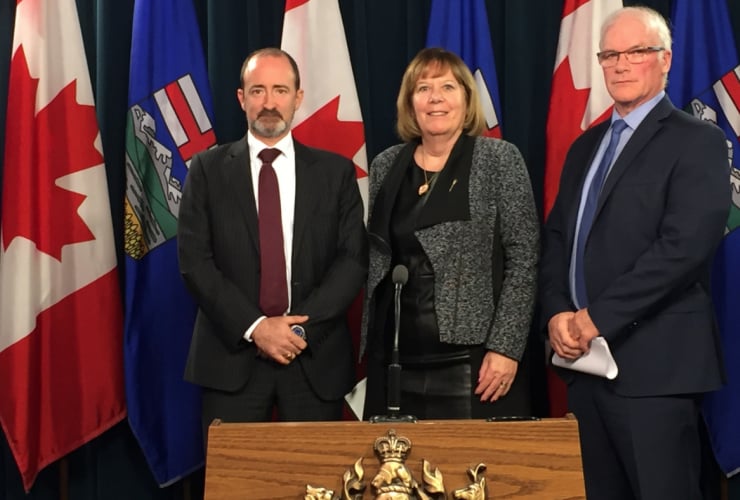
[364,346,531,420]
[201,356,343,447]
[568,374,702,500]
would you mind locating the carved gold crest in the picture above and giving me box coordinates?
[304,429,487,500]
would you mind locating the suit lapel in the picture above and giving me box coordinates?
[596,97,673,214]
[367,141,416,252]
[225,137,260,252]
[565,121,609,246]
[292,140,315,264]
[417,134,473,228]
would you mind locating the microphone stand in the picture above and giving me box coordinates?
[370,265,417,423]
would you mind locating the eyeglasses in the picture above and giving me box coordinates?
[596,46,665,67]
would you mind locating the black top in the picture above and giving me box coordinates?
[386,158,469,364]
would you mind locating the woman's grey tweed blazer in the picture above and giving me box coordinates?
[361,136,539,361]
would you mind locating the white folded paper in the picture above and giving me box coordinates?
[344,377,366,420]
[552,337,619,379]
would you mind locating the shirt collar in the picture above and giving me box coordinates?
[247,130,295,159]
[611,90,665,130]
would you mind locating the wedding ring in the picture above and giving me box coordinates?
[501,381,508,388]
[286,352,294,360]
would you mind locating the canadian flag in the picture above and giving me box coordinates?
[0,0,126,490]
[281,0,368,418]
[543,0,622,416]
[280,0,368,208]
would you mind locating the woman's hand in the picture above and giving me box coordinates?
[474,351,518,402]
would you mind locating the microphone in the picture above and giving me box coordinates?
[387,265,407,413]
[370,264,417,423]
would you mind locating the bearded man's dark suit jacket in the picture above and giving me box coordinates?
[540,97,729,497]
[178,136,368,407]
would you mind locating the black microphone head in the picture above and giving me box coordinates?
[392,264,408,285]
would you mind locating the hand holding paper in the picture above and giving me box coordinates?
[552,337,619,379]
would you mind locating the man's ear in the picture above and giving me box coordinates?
[294,88,304,111]
[661,49,672,75]
[237,88,246,111]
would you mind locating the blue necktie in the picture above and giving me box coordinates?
[574,119,628,307]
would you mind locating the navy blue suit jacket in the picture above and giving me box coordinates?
[540,97,729,397]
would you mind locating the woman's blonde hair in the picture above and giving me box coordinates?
[396,47,486,142]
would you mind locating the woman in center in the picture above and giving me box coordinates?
[362,48,539,419]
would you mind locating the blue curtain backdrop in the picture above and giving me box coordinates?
[1,0,740,498]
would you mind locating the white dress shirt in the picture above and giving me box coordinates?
[244,130,297,340]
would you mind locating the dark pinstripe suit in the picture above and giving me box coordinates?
[177,136,367,423]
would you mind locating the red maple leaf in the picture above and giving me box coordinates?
[544,57,610,217]
[1,47,101,260]
[292,95,367,179]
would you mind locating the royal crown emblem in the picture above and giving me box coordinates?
[374,430,411,463]
[304,429,487,500]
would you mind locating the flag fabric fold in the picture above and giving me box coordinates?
[426,0,502,138]
[0,0,125,490]
[543,0,622,417]
[667,0,740,478]
[124,0,216,485]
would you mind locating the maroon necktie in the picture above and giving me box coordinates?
[257,148,288,317]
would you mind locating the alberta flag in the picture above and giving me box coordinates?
[426,0,502,138]
[668,0,740,478]
[124,0,217,486]
[1,0,125,490]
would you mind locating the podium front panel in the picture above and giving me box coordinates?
[205,418,585,499]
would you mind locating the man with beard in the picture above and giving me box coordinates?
[178,48,367,436]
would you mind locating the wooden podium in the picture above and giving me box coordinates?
[204,416,584,499]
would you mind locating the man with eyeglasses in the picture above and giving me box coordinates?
[540,6,729,500]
